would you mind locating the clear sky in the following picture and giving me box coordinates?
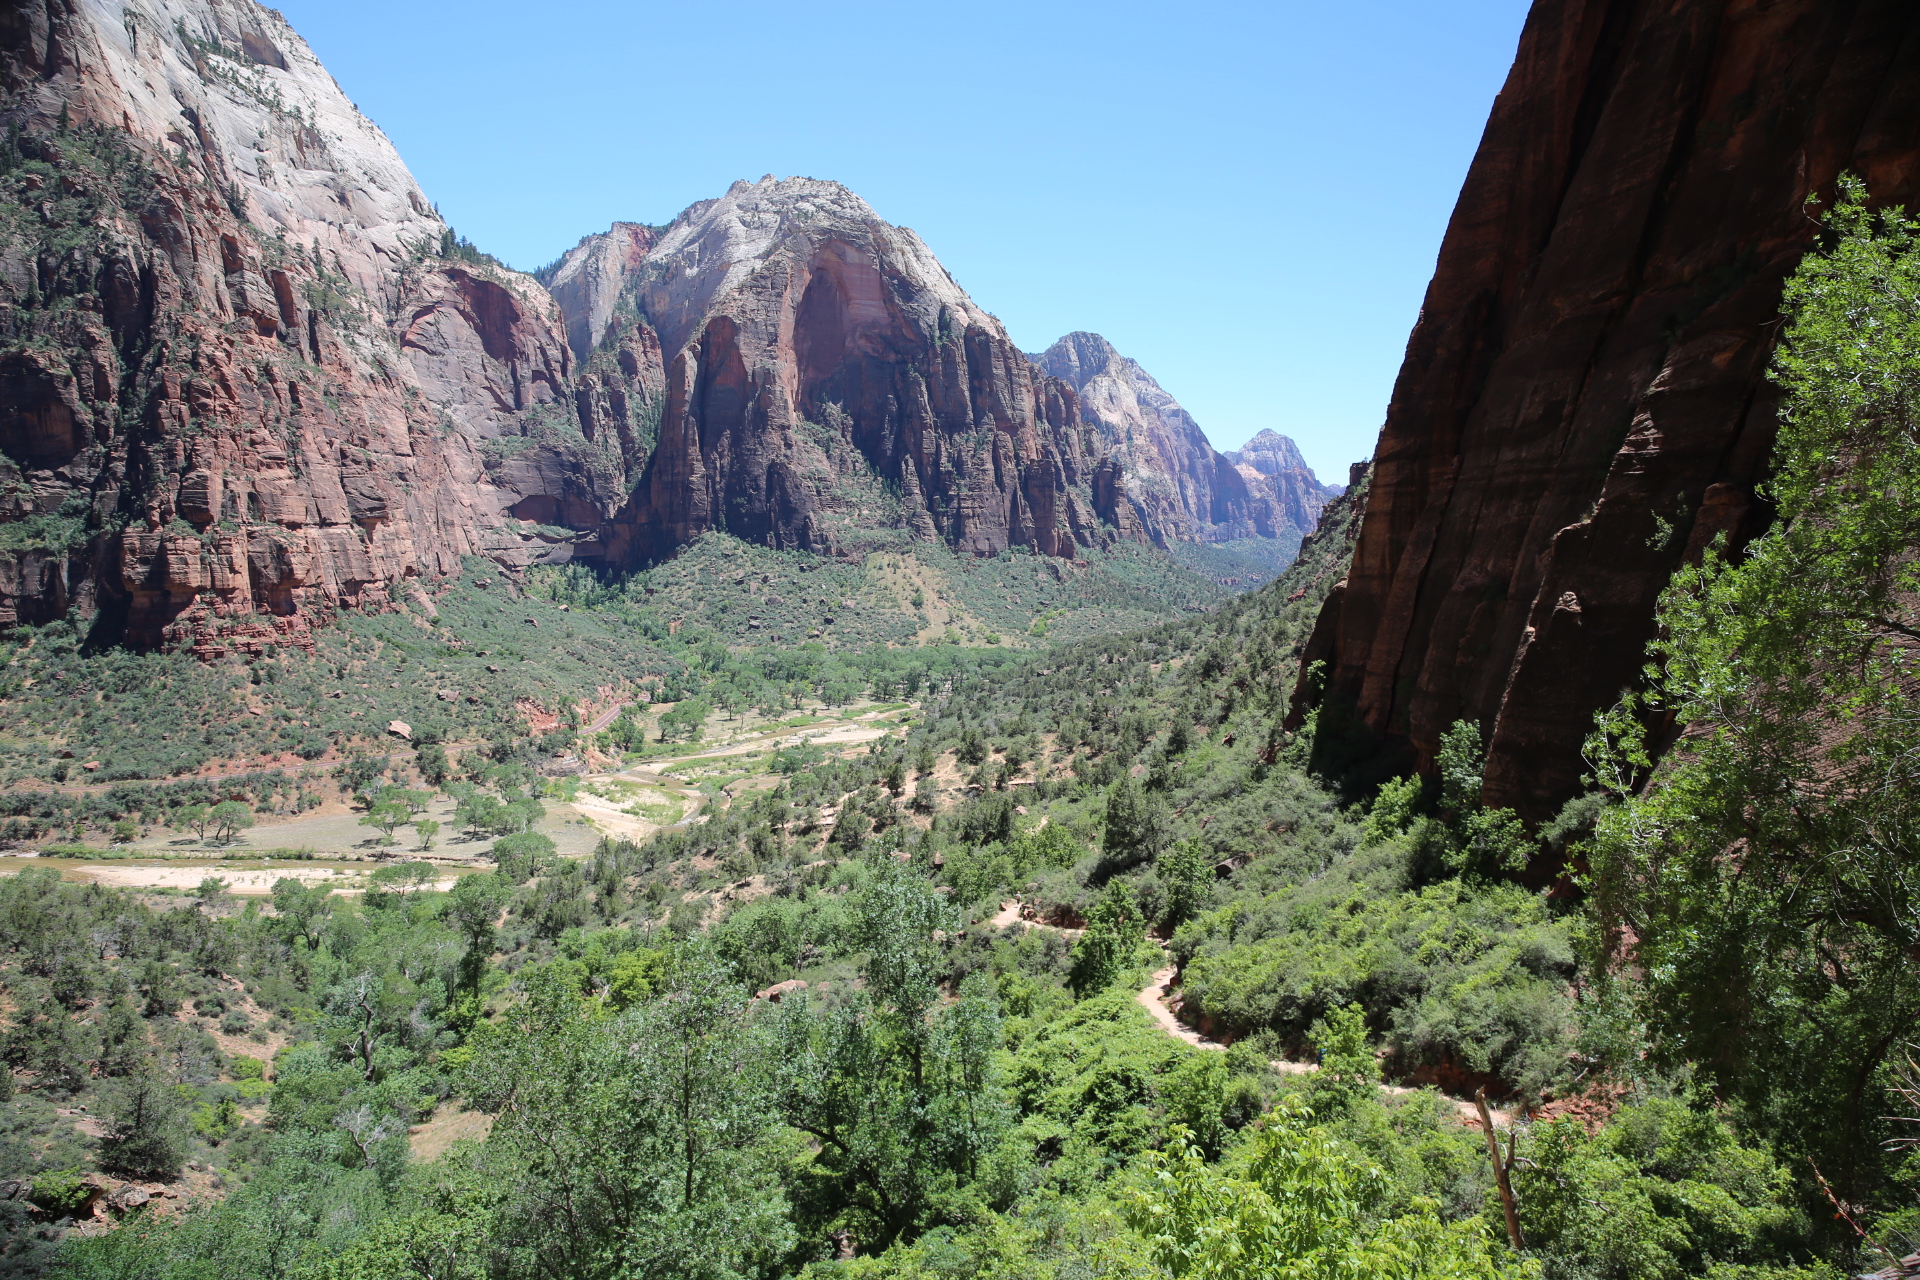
[275,0,1532,483]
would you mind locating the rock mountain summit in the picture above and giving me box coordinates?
[0,1,1326,652]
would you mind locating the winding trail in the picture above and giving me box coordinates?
[1136,963,1315,1071]
[1128,947,1504,1123]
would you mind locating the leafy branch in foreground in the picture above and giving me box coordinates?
[1584,176,1920,1216]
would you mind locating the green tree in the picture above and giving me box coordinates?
[1069,880,1142,997]
[97,1067,190,1177]
[333,752,387,796]
[415,742,451,786]
[453,792,504,838]
[770,863,1007,1248]
[1303,1002,1376,1116]
[1122,1096,1527,1280]
[359,802,408,846]
[488,831,554,882]
[1159,837,1213,929]
[1508,1099,1809,1280]
[270,877,334,951]
[1436,721,1531,878]
[176,803,211,841]
[462,950,793,1278]
[442,873,508,955]
[413,818,439,851]
[1586,179,1920,1198]
[657,698,711,743]
[1099,774,1167,875]
[208,800,253,845]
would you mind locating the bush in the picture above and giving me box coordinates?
[1511,1099,1815,1280]
[27,1168,89,1215]
[1174,844,1575,1095]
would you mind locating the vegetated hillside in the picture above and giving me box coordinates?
[0,515,1230,820]
[551,532,1236,652]
[1291,0,1920,821]
[5,449,1881,1280]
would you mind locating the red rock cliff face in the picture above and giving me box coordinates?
[0,0,623,652]
[551,179,1124,563]
[1292,0,1920,819]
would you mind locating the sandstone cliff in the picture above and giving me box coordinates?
[1289,0,1920,821]
[0,0,622,652]
[1028,332,1336,548]
[1225,429,1341,534]
[551,179,1121,562]
[0,0,1267,656]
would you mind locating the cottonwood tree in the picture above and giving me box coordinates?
[463,948,792,1279]
[1587,178,1920,1197]
[770,861,1008,1250]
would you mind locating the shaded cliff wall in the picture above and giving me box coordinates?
[1292,0,1920,819]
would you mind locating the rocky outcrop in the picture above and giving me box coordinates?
[541,221,656,362]
[1029,332,1336,548]
[1290,0,1920,821]
[554,178,1118,562]
[1224,429,1341,535]
[0,0,622,652]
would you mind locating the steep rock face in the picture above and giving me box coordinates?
[0,0,618,651]
[1029,332,1335,547]
[1225,429,1341,535]
[1291,0,1920,820]
[552,179,1119,562]
[543,221,656,362]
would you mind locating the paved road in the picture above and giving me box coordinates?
[584,702,631,734]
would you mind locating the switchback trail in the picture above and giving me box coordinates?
[1130,954,1503,1123]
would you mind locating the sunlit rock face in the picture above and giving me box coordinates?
[1032,331,1335,548]
[557,177,1122,563]
[0,0,617,653]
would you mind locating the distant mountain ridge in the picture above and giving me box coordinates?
[1029,332,1338,550]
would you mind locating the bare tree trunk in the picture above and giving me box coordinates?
[1476,1089,1524,1251]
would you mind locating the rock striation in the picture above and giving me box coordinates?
[1028,332,1336,548]
[551,178,1119,562]
[0,0,624,652]
[1290,0,1920,821]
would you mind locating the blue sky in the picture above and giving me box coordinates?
[277,0,1532,482]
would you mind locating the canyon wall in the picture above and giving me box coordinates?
[1290,0,1920,820]
[551,179,1121,562]
[1029,332,1337,548]
[0,0,624,652]
[0,0,1311,654]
